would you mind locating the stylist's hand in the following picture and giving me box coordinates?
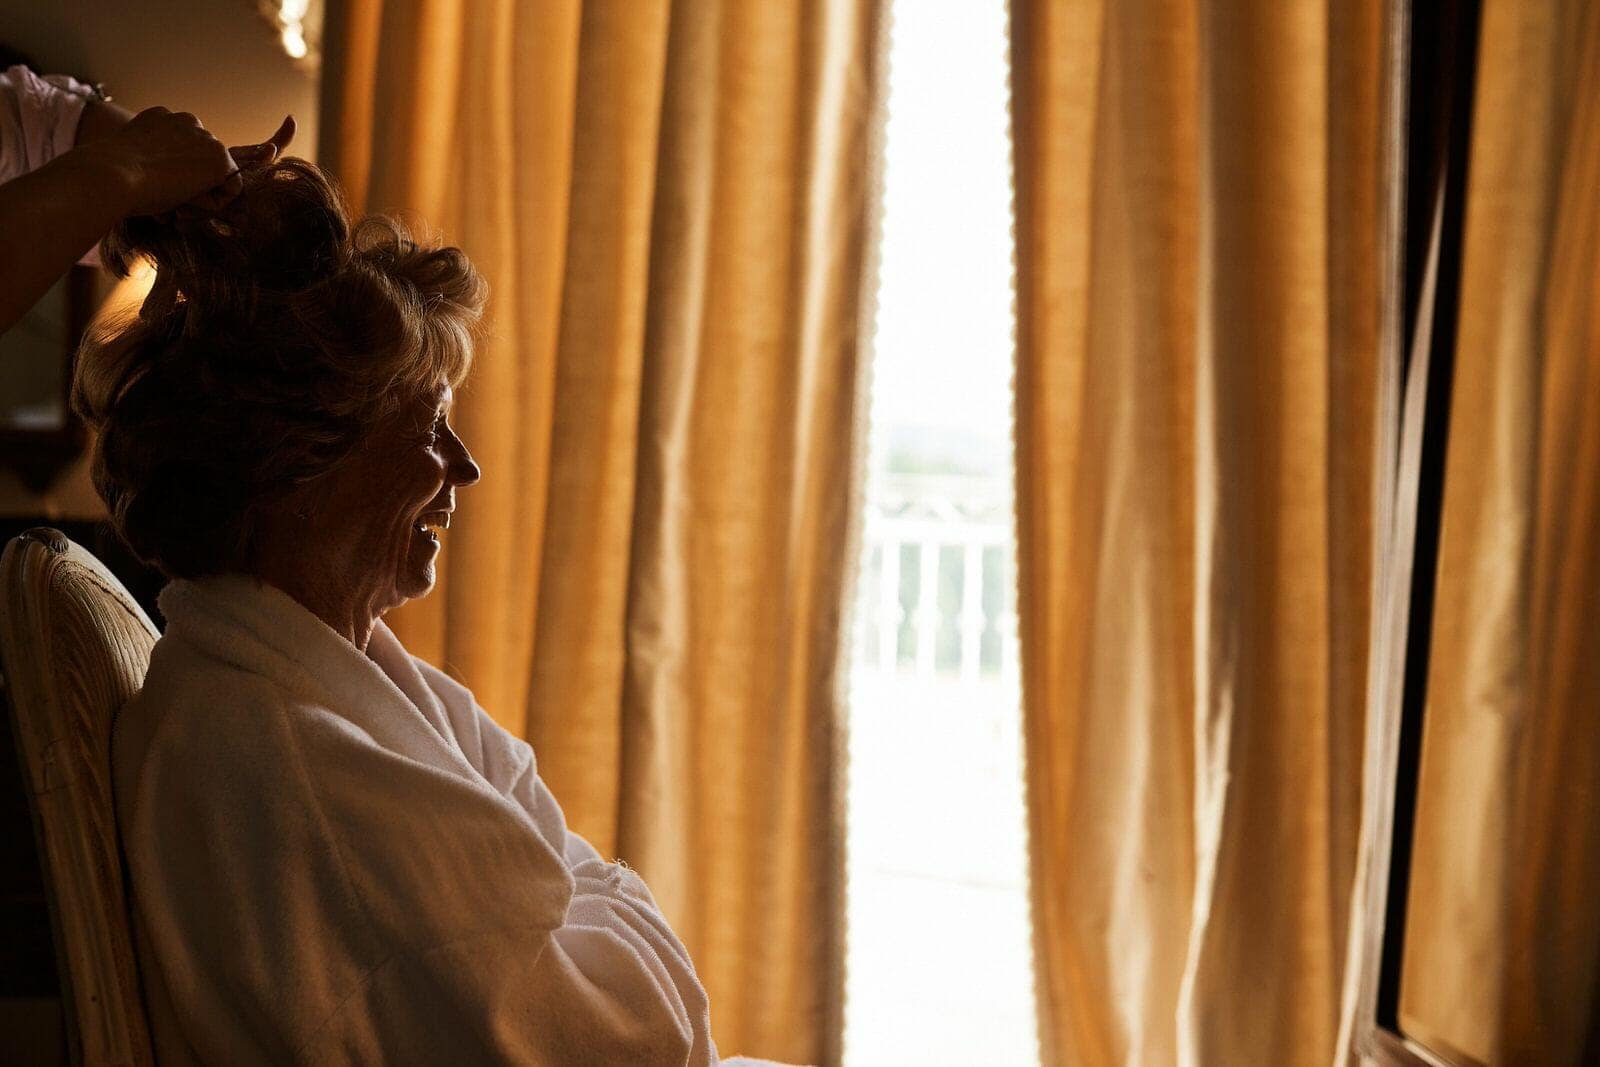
[168,114,297,223]
[78,106,239,217]
[227,115,296,173]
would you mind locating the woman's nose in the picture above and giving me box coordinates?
[454,447,476,489]
[449,434,481,487]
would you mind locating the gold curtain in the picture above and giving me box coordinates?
[1399,2,1600,1062]
[1009,2,1386,1063]
[320,2,886,1062]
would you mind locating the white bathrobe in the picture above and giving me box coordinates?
[114,575,750,1065]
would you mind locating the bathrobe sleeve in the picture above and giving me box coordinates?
[366,658,721,1063]
[408,657,626,865]
[118,653,718,1065]
[404,658,797,1067]
[407,662,719,1009]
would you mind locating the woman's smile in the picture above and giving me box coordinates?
[251,381,480,647]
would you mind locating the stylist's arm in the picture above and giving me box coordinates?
[0,106,292,333]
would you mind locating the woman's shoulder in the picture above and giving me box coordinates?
[124,629,282,746]
[115,628,371,807]
[129,626,311,725]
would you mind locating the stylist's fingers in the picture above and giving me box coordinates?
[188,169,245,214]
[230,145,271,168]
[229,115,296,170]
[192,111,292,219]
[99,106,238,215]
[265,114,296,157]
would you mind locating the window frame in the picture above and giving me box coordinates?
[1345,1,1485,1064]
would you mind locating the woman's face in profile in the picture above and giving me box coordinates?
[302,380,480,616]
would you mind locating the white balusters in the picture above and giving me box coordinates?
[876,537,901,674]
[914,539,940,675]
[856,474,1016,686]
[960,541,985,682]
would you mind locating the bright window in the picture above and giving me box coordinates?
[843,3,1038,1064]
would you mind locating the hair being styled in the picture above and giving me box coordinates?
[73,157,486,579]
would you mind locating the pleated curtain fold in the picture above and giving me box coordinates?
[319,2,886,1062]
[1009,3,1388,1063]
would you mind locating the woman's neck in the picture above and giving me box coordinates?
[249,546,382,651]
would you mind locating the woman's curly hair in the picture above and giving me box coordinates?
[72,157,486,579]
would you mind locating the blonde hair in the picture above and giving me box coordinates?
[73,158,487,578]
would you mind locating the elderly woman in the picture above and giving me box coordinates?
[75,159,769,1065]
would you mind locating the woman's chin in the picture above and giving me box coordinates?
[397,566,436,601]
[397,529,441,599]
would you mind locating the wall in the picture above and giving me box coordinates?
[0,0,320,518]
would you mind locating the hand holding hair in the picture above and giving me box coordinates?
[0,106,297,334]
[228,115,297,172]
[170,114,297,225]
[88,109,297,220]
[73,106,236,217]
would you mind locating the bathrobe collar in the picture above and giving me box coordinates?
[158,575,474,780]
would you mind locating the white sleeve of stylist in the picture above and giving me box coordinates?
[0,64,96,184]
[0,64,104,267]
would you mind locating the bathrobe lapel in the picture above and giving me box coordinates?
[160,577,481,790]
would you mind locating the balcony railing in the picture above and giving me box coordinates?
[852,471,1019,690]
